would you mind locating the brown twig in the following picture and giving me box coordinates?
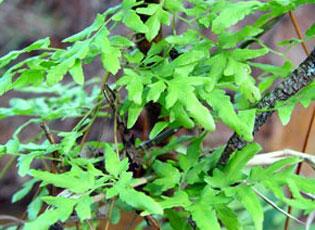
[104,199,115,230]
[284,11,314,230]
[144,215,160,230]
[40,121,59,196]
[247,149,315,168]
[0,215,25,224]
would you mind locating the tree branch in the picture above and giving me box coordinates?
[246,149,315,169]
[218,48,315,166]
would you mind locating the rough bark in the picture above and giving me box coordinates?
[218,48,315,165]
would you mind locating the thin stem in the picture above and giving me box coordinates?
[104,199,115,230]
[0,156,16,179]
[252,188,304,225]
[288,12,310,55]
[79,73,110,147]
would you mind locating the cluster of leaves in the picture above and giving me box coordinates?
[0,0,315,229]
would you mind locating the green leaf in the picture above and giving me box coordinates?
[136,4,160,15]
[212,1,263,34]
[166,30,199,45]
[145,161,181,195]
[0,72,13,96]
[69,60,85,85]
[27,189,49,220]
[110,206,121,224]
[179,135,204,171]
[164,0,185,12]
[160,191,191,209]
[277,103,295,126]
[59,131,82,154]
[235,185,263,230]
[25,195,76,230]
[165,209,191,230]
[147,81,166,102]
[0,51,21,69]
[202,89,255,141]
[13,70,44,89]
[189,203,221,230]
[170,103,194,129]
[110,35,134,48]
[25,209,60,230]
[101,47,121,75]
[12,179,38,203]
[105,144,128,177]
[225,58,261,102]
[75,195,93,221]
[207,53,227,91]
[232,48,269,61]
[216,205,242,230]
[250,61,293,78]
[149,121,168,139]
[46,58,75,86]
[224,143,262,182]
[306,23,315,37]
[145,13,161,41]
[5,138,19,154]
[143,6,170,41]
[127,103,143,128]
[218,25,263,49]
[63,14,105,43]
[31,166,95,193]
[182,91,215,131]
[18,151,43,177]
[24,37,50,52]
[118,69,144,104]
[119,188,163,215]
[123,11,148,34]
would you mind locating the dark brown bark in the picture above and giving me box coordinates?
[218,48,315,165]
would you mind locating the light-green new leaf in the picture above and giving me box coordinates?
[75,195,93,221]
[104,144,128,178]
[189,203,221,230]
[69,60,85,85]
[212,1,263,34]
[235,185,263,230]
[31,166,95,193]
[224,143,262,182]
[120,188,164,215]
[63,14,105,43]
[145,161,181,195]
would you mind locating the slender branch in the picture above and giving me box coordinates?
[252,188,305,225]
[104,199,115,230]
[138,128,179,150]
[247,149,315,169]
[40,121,59,196]
[79,73,109,147]
[306,211,315,230]
[0,156,16,179]
[0,215,25,224]
[218,47,315,166]
[40,122,57,144]
[144,215,160,230]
